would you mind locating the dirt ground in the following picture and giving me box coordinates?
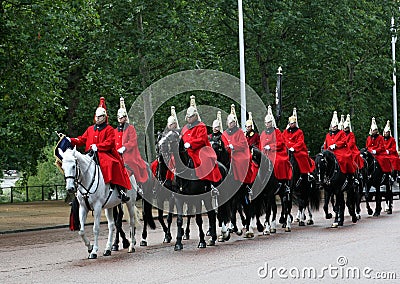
[0,200,146,234]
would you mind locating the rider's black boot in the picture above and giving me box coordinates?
[116,185,130,202]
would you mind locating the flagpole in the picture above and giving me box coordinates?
[391,17,398,151]
[238,0,246,131]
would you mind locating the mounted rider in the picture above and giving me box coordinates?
[382,120,400,177]
[209,111,230,169]
[282,108,315,179]
[342,114,364,171]
[67,97,131,202]
[180,97,222,183]
[245,112,260,150]
[323,111,357,185]
[151,106,180,186]
[365,117,392,174]
[259,105,292,181]
[222,105,254,184]
[115,97,148,190]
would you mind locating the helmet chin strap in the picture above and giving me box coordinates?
[96,116,106,125]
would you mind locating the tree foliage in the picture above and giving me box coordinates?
[1,0,399,180]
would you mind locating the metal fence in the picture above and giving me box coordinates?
[0,184,66,203]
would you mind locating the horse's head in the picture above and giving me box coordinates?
[58,147,78,193]
[314,152,328,184]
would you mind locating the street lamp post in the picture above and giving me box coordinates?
[391,17,398,151]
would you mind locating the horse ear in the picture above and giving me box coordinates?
[58,148,64,158]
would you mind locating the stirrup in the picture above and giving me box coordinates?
[119,190,130,202]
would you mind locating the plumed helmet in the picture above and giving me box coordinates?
[343,114,352,132]
[369,117,378,135]
[94,97,108,123]
[167,115,177,127]
[330,111,339,129]
[229,104,240,128]
[383,120,391,135]
[212,119,220,128]
[188,95,201,121]
[216,110,223,131]
[245,112,254,128]
[286,107,299,129]
[338,114,345,130]
[117,97,129,122]
[186,106,198,119]
[170,106,179,128]
[264,105,277,128]
[227,114,237,125]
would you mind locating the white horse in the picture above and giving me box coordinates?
[59,147,137,259]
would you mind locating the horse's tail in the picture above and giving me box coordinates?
[308,181,321,211]
[142,199,156,230]
[69,196,80,231]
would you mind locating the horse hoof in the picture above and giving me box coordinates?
[294,218,300,222]
[263,230,270,235]
[326,213,332,219]
[198,241,206,248]
[367,208,373,215]
[103,249,111,256]
[285,227,291,232]
[279,217,285,224]
[338,221,344,226]
[270,228,276,234]
[307,220,314,225]
[88,245,93,254]
[224,232,231,241]
[163,236,172,243]
[357,214,361,220]
[257,223,264,232]
[218,235,225,242]
[373,212,380,217]
[140,240,147,246]
[88,253,97,259]
[234,229,243,236]
[128,247,135,253]
[299,221,305,226]
[122,239,130,249]
[111,244,119,251]
[244,231,254,238]
[183,233,190,240]
[387,209,392,214]
[331,223,338,228]
[174,243,183,251]
[352,216,358,223]
[207,239,216,246]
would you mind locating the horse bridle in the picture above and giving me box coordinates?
[316,151,340,185]
[64,154,100,196]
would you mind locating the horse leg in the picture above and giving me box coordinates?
[365,184,374,215]
[306,205,314,225]
[385,180,393,214]
[283,185,292,232]
[183,215,191,240]
[140,213,148,246]
[112,206,120,251]
[323,190,333,219]
[88,207,102,259]
[206,208,217,246]
[196,208,206,248]
[270,197,277,233]
[346,187,358,223]
[78,206,93,257]
[174,198,184,251]
[124,200,136,253]
[374,185,382,217]
[103,207,115,257]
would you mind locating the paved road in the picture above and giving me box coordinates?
[0,199,399,284]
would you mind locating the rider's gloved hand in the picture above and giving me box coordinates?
[372,150,376,155]
[91,144,98,152]
[329,144,336,150]
[386,150,389,154]
[228,144,234,150]
[184,142,191,149]
[289,147,294,152]
[264,145,271,150]
[117,146,126,154]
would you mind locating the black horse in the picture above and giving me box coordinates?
[288,151,320,226]
[360,149,392,216]
[314,150,358,227]
[159,130,222,250]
